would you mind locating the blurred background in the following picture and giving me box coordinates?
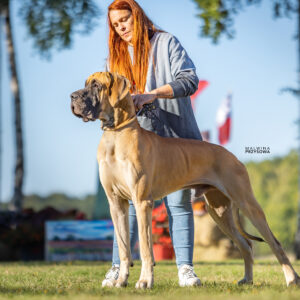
[0,0,299,261]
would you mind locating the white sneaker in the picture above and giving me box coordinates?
[178,264,201,287]
[102,264,120,287]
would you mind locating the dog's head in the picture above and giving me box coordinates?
[70,72,133,129]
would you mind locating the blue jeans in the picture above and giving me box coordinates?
[112,189,194,267]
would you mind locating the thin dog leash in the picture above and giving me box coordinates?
[136,103,157,116]
[133,86,160,121]
[136,107,143,116]
[133,83,155,116]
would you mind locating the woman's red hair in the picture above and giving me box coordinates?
[108,0,159,93]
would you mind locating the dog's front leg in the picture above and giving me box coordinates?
[108,195,132,288]
[134,199,154,289]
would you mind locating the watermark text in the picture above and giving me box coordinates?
[245,147,270,154]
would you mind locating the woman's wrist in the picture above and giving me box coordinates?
[149,84,174,99]
[148,90,158,100]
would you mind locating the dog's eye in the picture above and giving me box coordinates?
[82,91,88,98]
[92,80,102,90]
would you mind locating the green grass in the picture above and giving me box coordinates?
[0,260,300,300]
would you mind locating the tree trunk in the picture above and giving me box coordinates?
[3,2,24,212]
[0,11,3,204]
[295,0,300,259]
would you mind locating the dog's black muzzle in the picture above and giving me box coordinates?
[70,92,83,119]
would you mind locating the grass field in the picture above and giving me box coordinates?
[0,260,300,300]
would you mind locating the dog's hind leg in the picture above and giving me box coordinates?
[134,199,154,289]
[107,194,131,288]
[204,189,254,285]
[237,193,300,287]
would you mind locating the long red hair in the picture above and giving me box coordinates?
[108,0,159,93]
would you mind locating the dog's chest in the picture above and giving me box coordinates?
[102,144,117,165]
[100,144,129,167]
[98,144,136,195]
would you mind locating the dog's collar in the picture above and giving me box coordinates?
[104,116,137,131]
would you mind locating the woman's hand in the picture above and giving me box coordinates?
[132,92,157,111]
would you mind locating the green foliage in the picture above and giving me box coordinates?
[18,0,101,57]
[3,193,97,219]
[192,0,297,43]
[245,149,298,254]
[272,0,297,17]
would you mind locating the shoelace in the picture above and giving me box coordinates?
[181,267,196,279]
[105,265,119,280]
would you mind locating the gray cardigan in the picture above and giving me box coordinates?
[109,32,202,140]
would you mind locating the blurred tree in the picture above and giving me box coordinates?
[192,0,300,259]
[192,0,295,43]
[0,0,101,212]
[19,0,101,58]
[93,178,110,220]
[246,150,298,254]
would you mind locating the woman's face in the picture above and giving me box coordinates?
[109,9,134,45]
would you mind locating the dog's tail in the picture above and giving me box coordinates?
[233,206,265,242]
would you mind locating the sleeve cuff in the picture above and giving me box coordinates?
[168,80,185,98]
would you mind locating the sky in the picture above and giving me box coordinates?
[0,0,298,202]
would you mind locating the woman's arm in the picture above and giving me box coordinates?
[132,84,174,110]
[149,84,174,99]
[133,34,198,110]
[167,35,199,98]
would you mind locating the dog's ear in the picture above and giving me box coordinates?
[108,73,131,107]
[85,72,104,88]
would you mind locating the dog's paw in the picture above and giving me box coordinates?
[101,279,116,288]
[135,278,153,289]
[287,275,300,287]
[115,278,128,288]
[237,278,253,285]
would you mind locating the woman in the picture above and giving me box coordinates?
[102,0,202,287]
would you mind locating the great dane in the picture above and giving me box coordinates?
[70,71,300,289]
